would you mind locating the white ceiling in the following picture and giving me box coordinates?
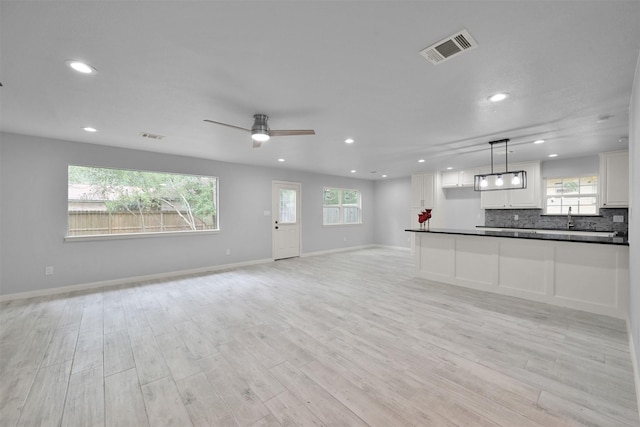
[1,1,639,179]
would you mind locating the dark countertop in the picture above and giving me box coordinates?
[405,227,629,246]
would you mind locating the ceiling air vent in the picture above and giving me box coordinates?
[139,132,165,140]
[419,29,478,65]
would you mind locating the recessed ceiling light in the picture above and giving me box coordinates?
[548,153,558,158]
[446,167,453,170]
[345,138,354,144]
[381,174,388,178]
[277,158,285,162]
[533,139,545,144]
[65,60,97,75]
[350,170,356,173]
[418,159,425,163]
[488,92,509,102]
[82,127,97,132]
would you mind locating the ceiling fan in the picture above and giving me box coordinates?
[204,114,315,148]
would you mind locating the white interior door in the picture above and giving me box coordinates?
[272,181,301,260]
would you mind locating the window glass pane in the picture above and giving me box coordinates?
[579,197,596,206]
[561,178,579,195]
[68,165,218,236]
[342,190,359,205]
[343,207,360,224]
[546,178,562,196]
[323,188,340,205]
[279,189,297,224]
[323,207,340,224]
[579,175,597,194]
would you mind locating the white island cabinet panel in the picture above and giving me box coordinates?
[412,233,628,318]
[498,240,549,295]
[418,234,454,278]
[554,243,625,306]
[454,236,495,286]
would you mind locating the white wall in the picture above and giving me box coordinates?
[373,177,412,248]
[541,155,599,178]
[0,133,375,296]
[629,50,640,405]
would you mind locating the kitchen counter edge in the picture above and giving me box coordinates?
[405,228,628,246]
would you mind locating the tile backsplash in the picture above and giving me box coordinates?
[484,208,628,235]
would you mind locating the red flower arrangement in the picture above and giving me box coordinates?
[418,209,432,230]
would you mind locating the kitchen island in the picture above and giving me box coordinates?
[406,228,629,318]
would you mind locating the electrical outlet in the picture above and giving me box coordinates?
[613,215,624,223]
[226,249,231,255]
[264,210,271,216]
[45,266,54,276]
[514,214,519,220]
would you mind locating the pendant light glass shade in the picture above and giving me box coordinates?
[474,139,527,191]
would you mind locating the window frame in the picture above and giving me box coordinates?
[322,187,362,226]
[544,175,599,215]
[66,165,219,240]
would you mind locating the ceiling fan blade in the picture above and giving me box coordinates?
[252,140,262,148]
[269,129,316,137]
[203,119,251,133]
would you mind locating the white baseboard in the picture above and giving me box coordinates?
[372,244,411,252]
[0,258,273,302]
[301,244,376,258]
[627,316,640,421]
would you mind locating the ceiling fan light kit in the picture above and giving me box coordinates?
[474,138,527,191]
[204,113,315,148]
[250,114,270,142]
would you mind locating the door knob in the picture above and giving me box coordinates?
[275,226,279,229]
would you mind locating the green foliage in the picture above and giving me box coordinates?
[342,190,359,205]
[324,188,340,205]
[69,165,217,230]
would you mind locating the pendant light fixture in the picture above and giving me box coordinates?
[474,139,527,191]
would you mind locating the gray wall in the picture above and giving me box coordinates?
[0,133,376,296]
[373,177,412,248]
[441,187,483,230]
[629,50,640,402]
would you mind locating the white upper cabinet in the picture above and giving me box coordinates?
[441,168,479,188]
[480,161,542,209]
[441,170,460,188]
[411,173,435,208]
[599,150,629,207]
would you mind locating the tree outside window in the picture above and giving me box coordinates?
[68,165,218,236]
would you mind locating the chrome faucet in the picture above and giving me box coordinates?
[567,206,574,229]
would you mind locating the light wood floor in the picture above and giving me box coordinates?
[1,247,638,426]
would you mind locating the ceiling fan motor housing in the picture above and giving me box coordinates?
[251,114,270,141]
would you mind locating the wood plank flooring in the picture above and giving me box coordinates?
[1,247,638,426]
